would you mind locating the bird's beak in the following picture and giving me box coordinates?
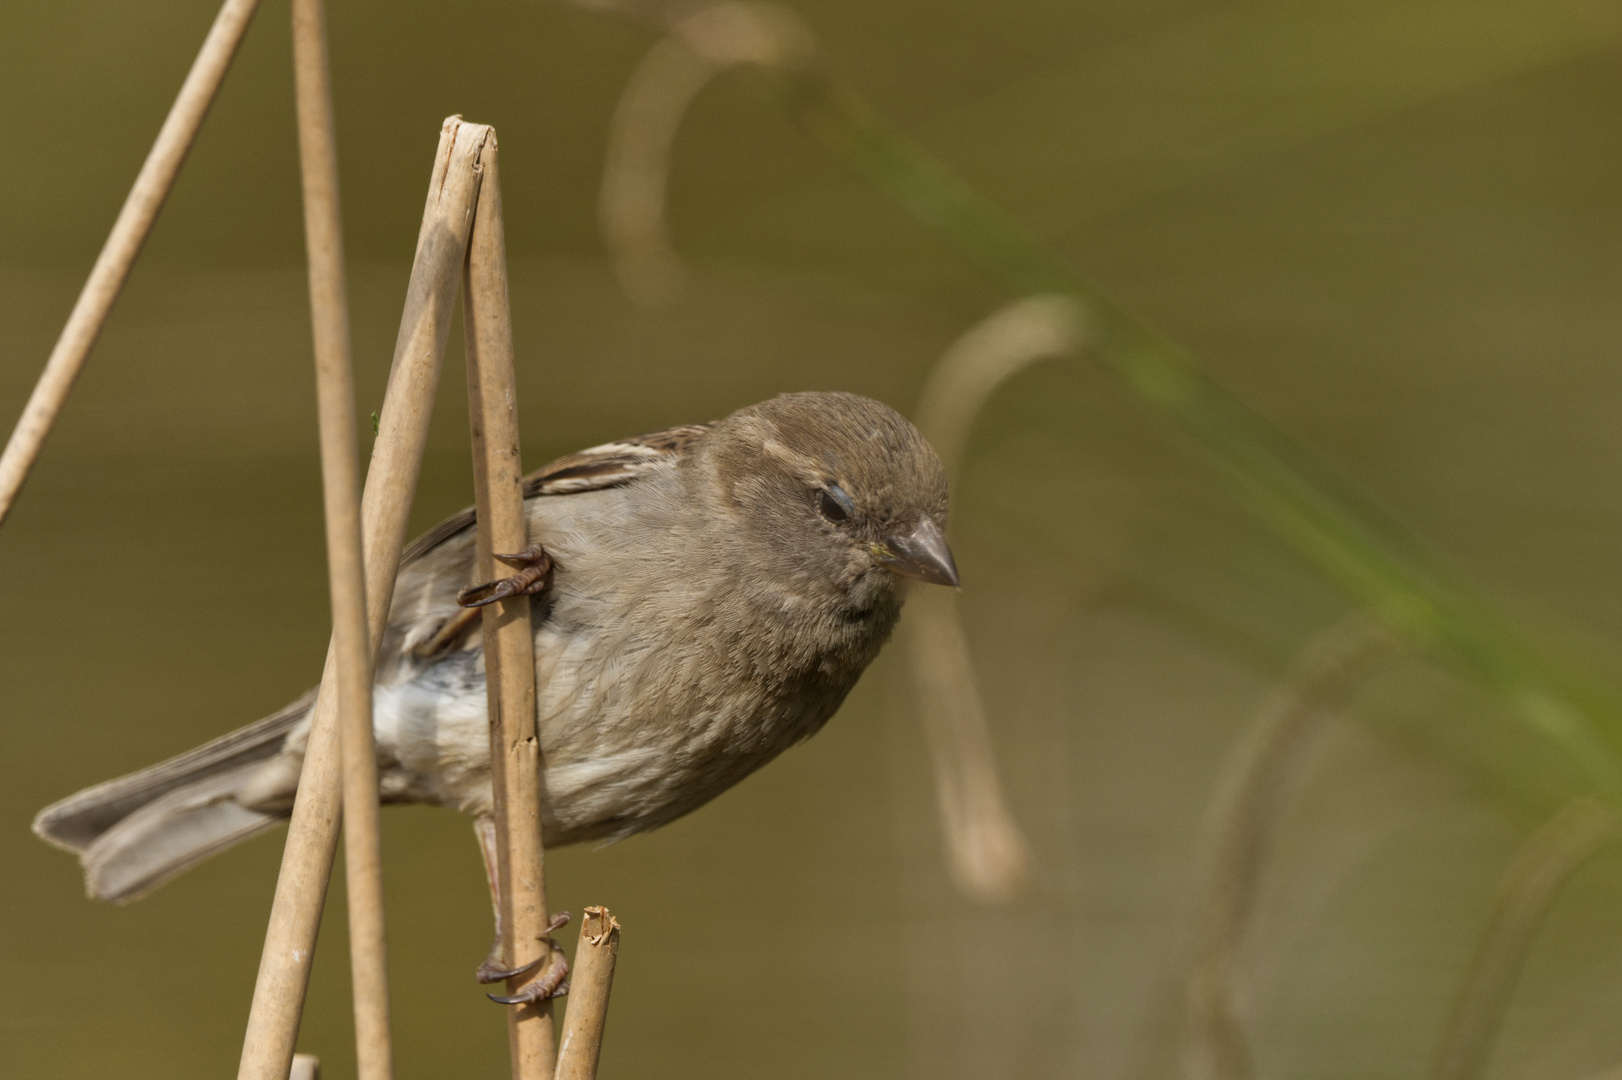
[875,516,961,587]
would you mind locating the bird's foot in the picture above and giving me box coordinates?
[478,911,572,1004]
[457,542,553,608]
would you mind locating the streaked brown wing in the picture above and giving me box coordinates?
[524,423,712,495]
[400,422,712,565]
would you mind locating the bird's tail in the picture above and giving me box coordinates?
[32,690,316,904]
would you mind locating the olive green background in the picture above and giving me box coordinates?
[5,0,1622,1076]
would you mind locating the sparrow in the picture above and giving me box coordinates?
[33,391,959,917]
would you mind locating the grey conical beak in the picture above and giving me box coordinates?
[877,516,960,587]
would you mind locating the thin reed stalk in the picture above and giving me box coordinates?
[584,0,1622,797]
[290,1055,321,1080]
[904,296,1084,901]
[290,1,393,1079]
[237,118,490,1080]
[1183,616,1390,1080]
[461,132,557,1080]
[600,3,812,307]
[555,907,623,1080]
[1431,798,1620,1080]
[0,0,262,527]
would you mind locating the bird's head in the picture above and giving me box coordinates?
[702,391,957,615]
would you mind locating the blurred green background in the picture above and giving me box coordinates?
[5,0,1622,1077]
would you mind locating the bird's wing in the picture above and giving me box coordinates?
[526,423,712,496]
[400,422,713,566]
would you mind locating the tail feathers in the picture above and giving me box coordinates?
[32,688,316,901]
[82,765,282,903]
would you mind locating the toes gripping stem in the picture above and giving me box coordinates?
[480,911,573,1004]
[457,542,553,608]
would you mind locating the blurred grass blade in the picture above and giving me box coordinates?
[1431,798,1620,1080]
[587,0,1622,794]
[748,10,1622,794]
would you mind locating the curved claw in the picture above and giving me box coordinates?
[457,544,554,608]
[495,543,547,564]
[477,953,547,985]
[486,954,571,1005]
[476,912,573,986]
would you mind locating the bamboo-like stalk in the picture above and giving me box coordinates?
[461,133,558,1080]
[1430,798,1620,1080]
[555,907,623,1080]
[289,2,393,1079]
[1183,616,1390,1080]
[0,0,262,528]
[236,118,490,1080]
[289,1055,321,1080]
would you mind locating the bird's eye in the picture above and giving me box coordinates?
[818,485,854,524]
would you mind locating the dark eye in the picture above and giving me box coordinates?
[818,485,854,524]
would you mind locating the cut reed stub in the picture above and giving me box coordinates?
[556,906,623,1080]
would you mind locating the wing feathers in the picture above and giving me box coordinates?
[402,422,711,565]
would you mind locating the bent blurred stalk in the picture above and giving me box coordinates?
[903,296,1086,901]
[1430,798,1620,1080]
[584,0,1622,799]
[904,589,1030,902]
[1183,616,1391,1080]
[600,3,814,307]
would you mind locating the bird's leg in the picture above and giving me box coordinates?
[471,815,573,1003]
[457,542,553,609]
[412,605,482,658]
[417,544,551,657]
[473,815,508,983]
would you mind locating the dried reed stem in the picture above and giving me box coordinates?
[1431,797,1620,1080]
[903,296,1084,902]
[461,133,556,1080]
[903,589,1031,903]
[236,118,489,1080]
[912,296,1085,478]
[290,2,393,1079]
[555,907,623,1080]
[600,2,811,307]
[1183,616,1391,1080]
[289,1054,321,1080]
[0,0,262,527]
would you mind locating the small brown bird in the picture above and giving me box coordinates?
[34,392,958,915]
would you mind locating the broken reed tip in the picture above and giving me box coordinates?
[582,906,622,946]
